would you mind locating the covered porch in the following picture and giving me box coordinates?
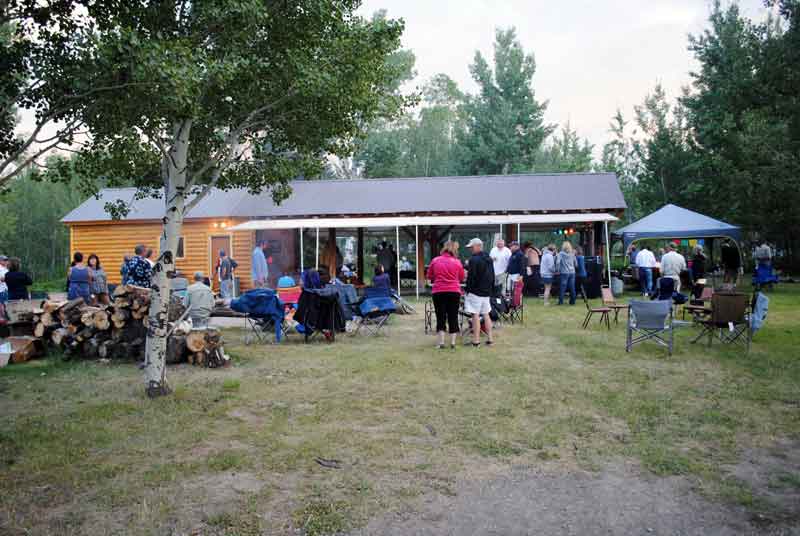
[231,213,619,297]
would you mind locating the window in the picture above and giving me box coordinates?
[153,237,185,259]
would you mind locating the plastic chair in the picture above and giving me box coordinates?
[627,300,673,355]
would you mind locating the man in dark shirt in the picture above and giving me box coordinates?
[506,241,525,292]
[464,237,495,346]
[127,244,153,287]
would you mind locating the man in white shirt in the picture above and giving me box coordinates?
[660,244,687,292]
[634,245,657,295]
[489,238,512,294]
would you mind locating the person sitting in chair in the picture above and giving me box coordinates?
[185,271,215,327]
[373,264,391,290]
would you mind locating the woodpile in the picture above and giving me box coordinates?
[30,285,228,365]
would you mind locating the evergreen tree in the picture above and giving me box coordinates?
[456,28,554,175]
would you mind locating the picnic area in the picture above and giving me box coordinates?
[1,284,798,535]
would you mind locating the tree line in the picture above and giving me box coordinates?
[340,2,800,268]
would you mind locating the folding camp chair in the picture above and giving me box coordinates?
[601,286,628,325]
[424,297,434,333]
[691,292,751,352]
[683,286,713,321]
[581,285,611,330]
[626,300,673,355]
[354,287,396,336]
[507,279,524,324]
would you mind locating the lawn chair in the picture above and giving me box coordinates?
[295,287,346,343]
[353,287,396,336]
[691,292,751,351]
[507,278,525,324]
[424,297,434,333]
[601,286,628,325]
[230,288,285,345]
[626,300,673,355]
[683,286,713,321]
[581,285,611,330]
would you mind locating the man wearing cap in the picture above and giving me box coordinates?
[217,250,238,299]
[506,241,525,291]
[489,238,511,295]
[464,238,495,347]
[185,271,215,327]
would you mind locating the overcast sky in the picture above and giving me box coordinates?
[359,0,771,151]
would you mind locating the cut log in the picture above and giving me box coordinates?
[43,300,66,314]
[40,312,57,327]
[186,330,209,353]
[166,335,187,365]
[93,310,110,331]
[111,308,130,328]
[51,328,70,346]
[57,298,86,321]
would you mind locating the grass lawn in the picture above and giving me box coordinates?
[1,284,799,535]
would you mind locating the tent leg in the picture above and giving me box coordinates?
[517,223,521,243]
[396,226,401,296]
[415,225,420,301]
[315,227,319,270]
[604,221,612,285]
[300,227,304,274]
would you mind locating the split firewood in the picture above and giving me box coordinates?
[40,312,57,327]
[51,328,70,346]
[93,310,110,331]
[33,322,46,338]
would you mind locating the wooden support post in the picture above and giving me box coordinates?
[300,227,304,273]
[395,226,401,297]
[357,227,364,281]
[415,225,420,300]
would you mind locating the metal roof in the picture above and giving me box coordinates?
[62,172,626,223]
[229,212,619,231]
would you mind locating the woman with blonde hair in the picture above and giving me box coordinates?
[426,240,465,349]
[556,241,578,305]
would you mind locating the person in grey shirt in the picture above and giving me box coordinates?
[556,241,578,305]
[217,250,237,298]
[185,272,215,327]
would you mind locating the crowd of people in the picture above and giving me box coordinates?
[626,237,749,297]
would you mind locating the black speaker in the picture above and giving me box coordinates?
[584,256,603,299]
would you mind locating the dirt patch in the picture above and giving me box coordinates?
[353,461,770,536]
[727,438,800,522]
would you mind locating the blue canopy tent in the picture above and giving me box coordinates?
[613,204,743,271]
[614,204,741,252]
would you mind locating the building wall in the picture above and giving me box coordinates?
[68,218,256,290]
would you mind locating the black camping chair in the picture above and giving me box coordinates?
[691,292,751,352]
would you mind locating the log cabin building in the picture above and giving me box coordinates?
[62,173,626,295]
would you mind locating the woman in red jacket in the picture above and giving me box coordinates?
[426,241,465,349]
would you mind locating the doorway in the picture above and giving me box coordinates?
[209,235,232,293]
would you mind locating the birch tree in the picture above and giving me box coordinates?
[50,0,409,397]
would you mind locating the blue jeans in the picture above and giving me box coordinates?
[559,273,576,305]
[0,290,7,304]
[639,268,653,294]
[220,279,234,299]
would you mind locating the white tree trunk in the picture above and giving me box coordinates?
[143,120,191,397]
